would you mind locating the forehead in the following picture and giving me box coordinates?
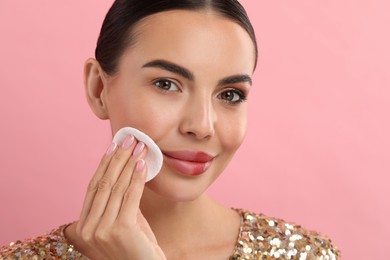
[120,10,255,75]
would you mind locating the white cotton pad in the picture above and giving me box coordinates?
[112,127,163,182]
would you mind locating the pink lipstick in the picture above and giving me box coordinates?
[162,150,215,176]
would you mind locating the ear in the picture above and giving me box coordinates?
[84,58,109,119]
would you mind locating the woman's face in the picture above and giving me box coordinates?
[100,10,255,201]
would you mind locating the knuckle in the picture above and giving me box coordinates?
[97,177,113,191]
[130,173,145,188]
[95,228,109,244]
[111,226,126,242]
[79,227,93,243]
[87,177,99,192]
[111,182,126,194]
[123,187,135,202]
[123,176,144,201]
[112,150,127,162]
[100,153,111,165]
[132,170,145,182]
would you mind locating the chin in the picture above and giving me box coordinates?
[144,169,216,203]
[146,186,203,203]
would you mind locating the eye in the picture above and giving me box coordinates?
[218,89,247,104]
[153,79,179,92]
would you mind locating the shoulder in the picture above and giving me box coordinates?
[0,224,87,260]
[231,209,340,260]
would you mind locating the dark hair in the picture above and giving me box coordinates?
[96,0,258,75]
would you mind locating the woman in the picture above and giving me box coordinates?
[0,0,339,259]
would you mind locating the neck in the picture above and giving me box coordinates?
[140,187,216,230]
[139,187,234,252]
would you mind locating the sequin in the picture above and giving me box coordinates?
[0,209,340,259]
[230,209,340,259]
[0,225,87,260]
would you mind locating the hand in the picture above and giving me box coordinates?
[73,135,166,260]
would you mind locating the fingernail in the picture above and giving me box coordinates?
[106,142,117,155]
[136,159,145,172]
[121,135,135,150]
[133,142,145,156]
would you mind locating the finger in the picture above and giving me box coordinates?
[78,141,118,228]
[100,142,147,226]
[118,158,148,224]
[82,135,137,231]
[136,210,159,244]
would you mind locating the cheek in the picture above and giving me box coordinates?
[108,90,180,138]
[217,108,248,154]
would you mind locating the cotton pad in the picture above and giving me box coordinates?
[113,127,163,182]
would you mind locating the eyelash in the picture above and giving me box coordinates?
[152,79,247,105]
[152,79,180,92]
[218,89,248,105]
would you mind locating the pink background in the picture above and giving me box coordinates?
[1,1,389,259]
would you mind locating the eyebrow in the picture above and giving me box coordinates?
[142,59,194,81]
[218,74,252,87]
[142,59,252,86]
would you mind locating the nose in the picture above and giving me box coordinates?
[179,96,216,141]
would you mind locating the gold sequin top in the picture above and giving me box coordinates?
[0,209,340,259]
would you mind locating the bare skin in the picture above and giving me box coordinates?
[65,10,255,259]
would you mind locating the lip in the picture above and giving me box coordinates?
[162,150,215,176]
